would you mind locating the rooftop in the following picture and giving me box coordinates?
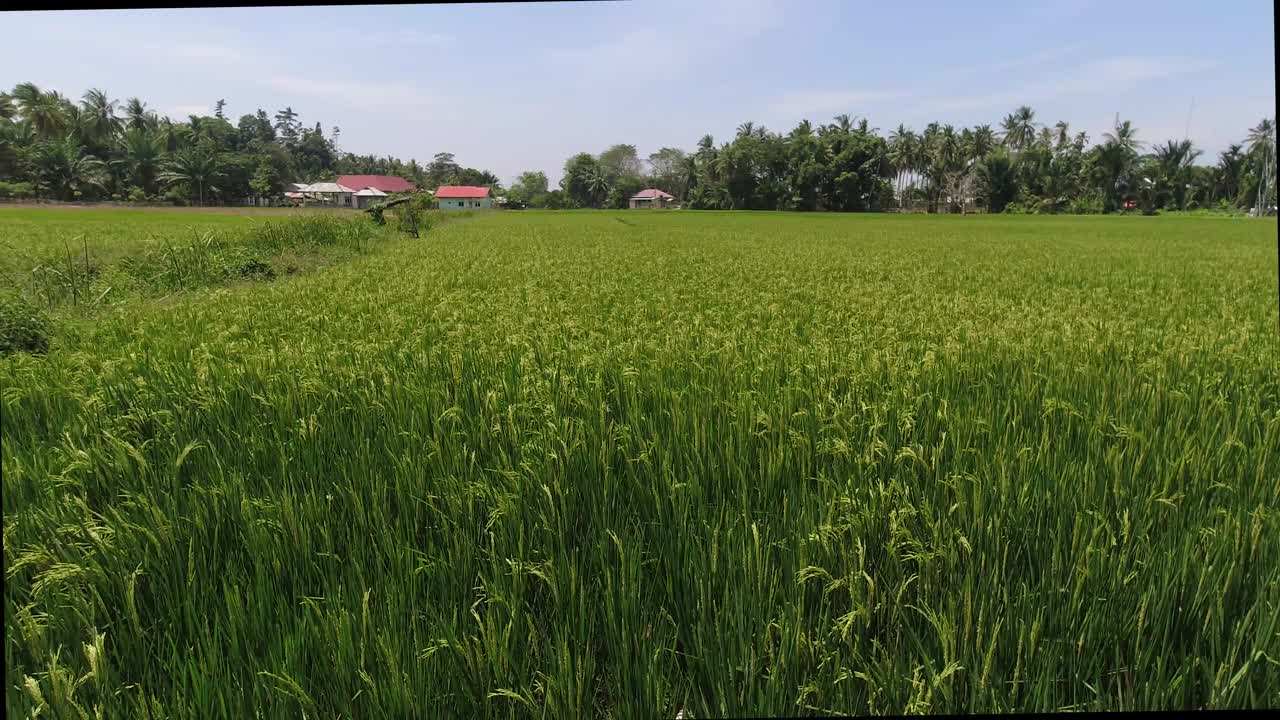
[631,188,675,200]
[434,185,491,199]
[336,175,416,193]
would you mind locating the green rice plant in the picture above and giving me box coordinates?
[2,210,1277,717]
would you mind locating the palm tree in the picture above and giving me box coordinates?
[888,124,912,205]
[1152,139,1202,210]
[585,166,611,208]
[0,93,14,121]
[125,97,152,132]
[1036,126,1054,151]
[1098,119,1142,210]
[1215,144,1246,206]
[1102,119,1142,156]
[79,88,121,147]
[977,149,1017,213]
[681,153,699,195]
[11,82,42,115]
[970,125,996,161]
[159,146,224,206]
[13,83,67,140]
[33,136,106,201]
[158,117,178,153]
[115,128,163,196]
[1246,117,1276,210]
[1000,105,1037,153]
[1053,121,1071,149]
[1246,117,1275,160]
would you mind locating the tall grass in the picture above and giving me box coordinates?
[3,211,1278,717]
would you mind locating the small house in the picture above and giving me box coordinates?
[435,186,492,210]
[629,188,675,209]
[300,182,355,207]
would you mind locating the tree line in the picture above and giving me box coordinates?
[0,83,501,204]
[2,82,1274,214]
[533,108,1275,214]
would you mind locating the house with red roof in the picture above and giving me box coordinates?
[324,175,416,209]
[336,175,416,195]
[434,185,492,210]
[629,188,676,209]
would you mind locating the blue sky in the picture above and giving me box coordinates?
[3,1,1274,185]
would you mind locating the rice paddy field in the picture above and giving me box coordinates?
[2,208,1278,717]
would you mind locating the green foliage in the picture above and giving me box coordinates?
[396,202,422,237]
[977,150,1017,213]
[2,82,502,206]
[0,290,50,354]
[0,209,391,311]
[0,180,35,198]
[1068,193,1105,215]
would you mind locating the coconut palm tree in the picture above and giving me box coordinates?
[1000,105,1038,153]
[79,88,121,147]
[681,153,699,195]
[159,145,224,206]
[971,124,997,161]
[1097,119,1142,210]
[13,83,67,140]
[0,93,14,121]
[887,124,909,203]
[1103,120,1142,156]
[125,97,152,132]
[1246,117,1275,160]
[1246,117,1276,210]
[1053,121,1071,149]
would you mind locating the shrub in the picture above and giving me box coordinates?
[1069,195,1105,215]
[128,188,148,203]
[0,181,35,199]
[397,204,423,237]
[0,292,51,355]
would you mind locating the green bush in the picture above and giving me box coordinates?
[0,292,51,355]
[0,181,35,199]
[397,204,422,237]
[164,188,188,206]
[127,188,148,203]
[1069,194,1105,215]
